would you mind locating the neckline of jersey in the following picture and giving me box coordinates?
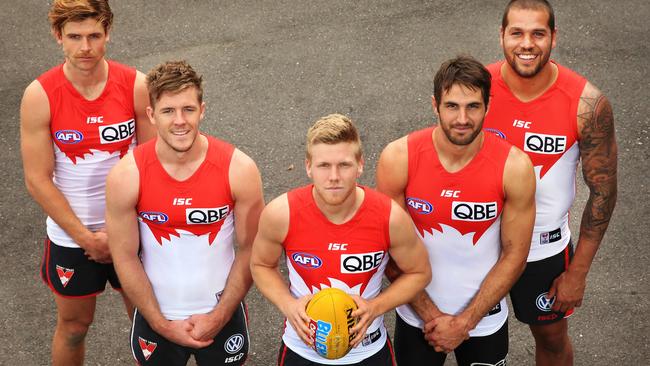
[61,60,112,103]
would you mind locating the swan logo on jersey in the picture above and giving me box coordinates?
[341,251,385,273]
[138,337,157,361]
[292,252,323,269]
[407,197,433,214]
[536,292,555,312]
[452,201,498,222]
[224,334,245,354]
[99,119,135,144]
[55,130,83,144]
[186,206,229,225]
[524,132,567,154]
[55,265,74,287]
[484,128,506,139]
[309,319,332,357]
[139,211,169,224]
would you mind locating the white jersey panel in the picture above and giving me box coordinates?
[396,219,507,337]
[138,212,235,320]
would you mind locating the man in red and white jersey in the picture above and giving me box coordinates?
[482,1,618,364]
[376,56,536,366]
[251,114,431,366]
[19,1,155,364]
[106,61,264,366]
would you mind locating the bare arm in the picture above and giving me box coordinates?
[133,71,157,144]
[250,196,314,345]
[376,137,443,323]
[549,82,618,312]
[106,155,211,348]
[20,80,109,262]
[189,149,265,341]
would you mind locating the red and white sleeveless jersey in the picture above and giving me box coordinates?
[397,128,511,337]
[134,136,236,320]
[38,61,137,248]
[483,61,587,261]
[282,185,391,364]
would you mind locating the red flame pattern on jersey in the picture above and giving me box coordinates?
[284,185,391,296]
[483,61,586,179]
[134,136,234,246]
[405,128,510,245]
[38,61,137,164]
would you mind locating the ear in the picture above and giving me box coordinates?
[431,95,439,117]
[305,158,312,179]
[146,106,156,125]
[199,102,206,120]
[53,28,63,45]
[499,26,504,48]
[357,156,364,178]
[551,28,558,49]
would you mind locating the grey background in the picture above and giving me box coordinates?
[1,0,648,364]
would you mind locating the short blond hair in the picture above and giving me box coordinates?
[49,0,113,35]
[306,114,362,160]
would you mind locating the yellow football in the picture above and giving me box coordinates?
[305,288,359,359]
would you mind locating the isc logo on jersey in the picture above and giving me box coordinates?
[99,119,135,144]
[340,251,385,274]
[292,252,323,269]
[524,132,567,154]
[55,130,83,144]
[186,205,229,225]
[407,197,433,214]
[452,201,497,222]
[139,211,169,224]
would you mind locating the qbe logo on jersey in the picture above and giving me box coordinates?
[524,132,567,154]
[340,251,385,274]
[186,205,229,225]
[99,119,135,144]
[452,201,498,222]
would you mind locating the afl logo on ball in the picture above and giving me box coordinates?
[536,292,555,312]
[55,130,83,144]
[224,334,244,354]
[292,252,323,269]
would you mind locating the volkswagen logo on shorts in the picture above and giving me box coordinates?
[224,334,245,354]
[536,292,555,312]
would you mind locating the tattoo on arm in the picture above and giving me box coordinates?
[577,89,618,244]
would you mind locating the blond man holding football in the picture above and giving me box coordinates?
[251,114,431,365]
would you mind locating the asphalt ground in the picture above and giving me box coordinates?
[1,1,648,365]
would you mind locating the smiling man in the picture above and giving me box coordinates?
[106,61,264,366]
[483,1,618,365]
[20,1,155,364]
[377,56,536,366]
[251,114,431,366]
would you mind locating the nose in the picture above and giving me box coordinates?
[457,107,470,124]
[521,33,534,49]
[80,37,91,51]
[173,110,187,125]
[328,166,340,181]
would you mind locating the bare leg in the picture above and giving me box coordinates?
[52,295,96,366]
[530,319,573,366]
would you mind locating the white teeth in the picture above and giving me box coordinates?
[518,54,536,60]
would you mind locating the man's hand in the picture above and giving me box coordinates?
[81,228,111,263]
[187,310,229,342]
[158,319,214,349]
[548,267,587,313]
[423,314,470,353]
[280,295,313,346]
[348,295,380,348]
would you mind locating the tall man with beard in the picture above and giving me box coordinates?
[483,1,618,364]
[377,56,536,366]
[20,1,155,364]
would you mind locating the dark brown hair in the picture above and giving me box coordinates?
[433,55,491,109]
[146,60,204,107]
[501,0,555,31]
[49,0,113,34]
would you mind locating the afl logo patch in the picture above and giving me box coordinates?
[139,211,169,224]
[55,130,83,144]
[292,252,323,269]
[406,197,433,214]
[224,334,245,354]
[536,292,555,312]
[484,128,506,139]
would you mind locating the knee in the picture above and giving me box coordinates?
[531,324,572,355]
[56,317,92,347]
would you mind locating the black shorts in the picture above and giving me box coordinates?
[130,303,249,366]
[393,315,508,366]
[40,238,121,297]
[277,339,395,366]
[510,243,574,325]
